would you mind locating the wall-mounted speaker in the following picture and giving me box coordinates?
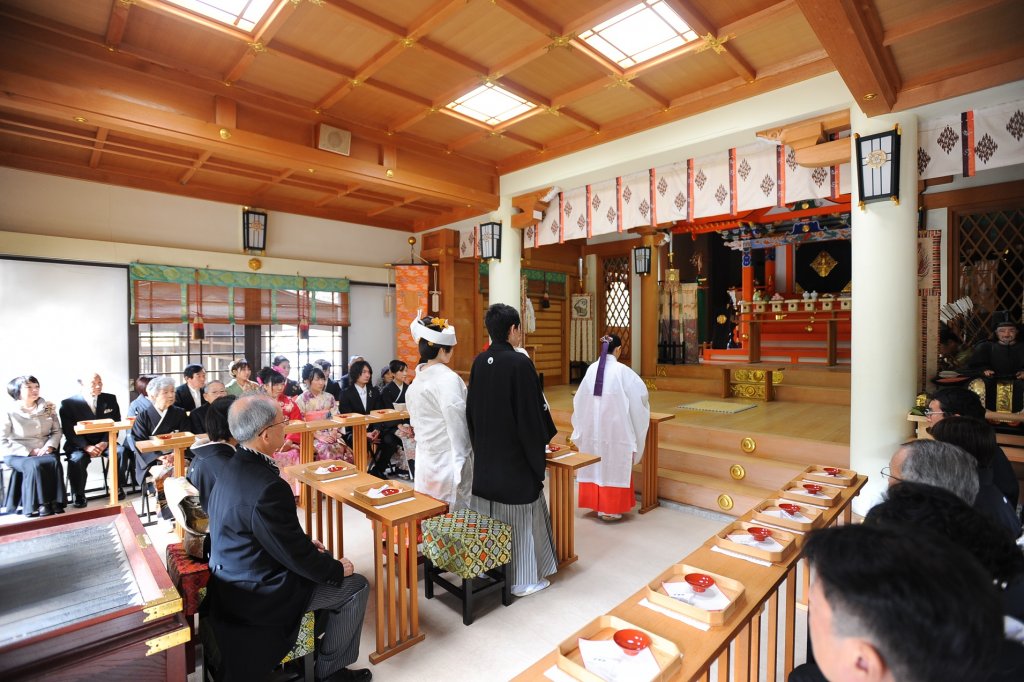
[316,123,352,157]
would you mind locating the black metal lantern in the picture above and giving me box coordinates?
[243,208,268,253]
[479,220,502,261]
[633,245,652,276]
[854,126,901,208]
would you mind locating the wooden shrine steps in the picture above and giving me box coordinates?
[652,363,850,406]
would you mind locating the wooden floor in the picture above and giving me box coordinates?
[544,384,850,445]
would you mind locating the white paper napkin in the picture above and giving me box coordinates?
[377,496,416,509]
[551,452,576,462]
[365,484,402,499]
[789,487,829,500]
[727,532,783,552]
[662,580,731,610]
[543,665,578,682]
[639,597,710,631]
[318,473,357,483]
[754,520,806,535]
[577,638,660,682]
[801,477,845,489]
[711,544,773,566]
[761,509,811,523]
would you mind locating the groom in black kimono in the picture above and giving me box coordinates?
[466,303,558,597]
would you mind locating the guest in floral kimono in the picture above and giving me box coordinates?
[296,366,352,464]
[261,370,302,491]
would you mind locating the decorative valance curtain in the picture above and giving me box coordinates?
[130,263,350,326]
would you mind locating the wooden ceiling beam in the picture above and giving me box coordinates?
[492,0,562,36]
[499,131,544,152]
[406,0,467,40]
[128,0,251,42]
[794,0,900,115]
[364,79,433,108]
[883,0,1010,47]
[255,169,294,195]
[179,150,212,185]
[567,39,624,76]
[0,70,498,209]
[104,0,131,48]
[418,38,488,75]
[720,0,798,36]
[662,0,755,82]
[320,0,404,39]
[894,46,1024,112]
[367,195,419,217]
[0,150,414,231]
[316,40,408,110]
[223,0,299,83]
[552,108,599,133]
[88,127,109,169]
[448,130,488,152]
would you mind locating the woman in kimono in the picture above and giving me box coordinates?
[257,370,304,493]
[571,334,650,521]
[405,313,473,510]
[295,365,351,464]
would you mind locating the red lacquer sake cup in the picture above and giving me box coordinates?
[802,483,823,495]
[823,467,842,477]
[684,573,715,593]
[612,629,651,656]
[778,503,801,516]
[747,526,773,543]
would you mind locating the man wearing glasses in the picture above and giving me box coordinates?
[883,439,979,505]
[205,395,371,682]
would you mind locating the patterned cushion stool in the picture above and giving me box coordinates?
[197,587,315,682]
[166,542,211,673]
[421,508,513,625]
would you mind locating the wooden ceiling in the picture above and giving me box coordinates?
[0,0,1020,232]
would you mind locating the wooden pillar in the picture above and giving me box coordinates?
[639,229,660,377]
[740,248,753,349]
[420,229,458,321]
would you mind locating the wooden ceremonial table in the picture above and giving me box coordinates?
[332,409,409,473]
[513,472,867,681]
[545,451,600,569]
[72,418,133,506]
[134,432,197,480]
[285,418,340,509]
[639,412,675,514]
[284,462,446,664]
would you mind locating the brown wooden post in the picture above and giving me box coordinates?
[638,228,660,377]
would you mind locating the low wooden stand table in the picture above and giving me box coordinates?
[639,412,675,514]
[285,463,446,664]
[545,451,600,569]
[72,419,132,506]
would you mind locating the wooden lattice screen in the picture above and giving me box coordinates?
[952,206,1024,335]
[601,255,632,363]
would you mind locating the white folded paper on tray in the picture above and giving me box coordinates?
[543,665,578,682]
[577,638,660,682]
[662,580,731,610]
[711,544,773,566]
[790,487,828,500]
[762,509,811,523]
[314,465,351,475]
[366,484,395,498]
[639,597,709,631]
[727,532,784,552]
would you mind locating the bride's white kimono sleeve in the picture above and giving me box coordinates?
[406,363,474,510]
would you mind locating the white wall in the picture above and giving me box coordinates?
[345,284,397,382]
[0,259,130,412]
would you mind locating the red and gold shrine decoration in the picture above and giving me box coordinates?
[395,264,429,379]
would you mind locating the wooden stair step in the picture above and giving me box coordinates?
[772,384,849,405]
[658,422,849,467]
[646,469,772,517]
[655,447,805,491]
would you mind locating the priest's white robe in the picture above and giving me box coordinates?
[405,362,474,510]
[571,355,650,490]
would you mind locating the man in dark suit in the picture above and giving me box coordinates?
[337,360,386,477]
[189,380,227,434]
[206,394,370,682]
[174,364,206,413]
[59,372,122,507]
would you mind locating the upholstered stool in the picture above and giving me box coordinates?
[166,542,210,673]
[421,508,512,625]
[197,588,315,682]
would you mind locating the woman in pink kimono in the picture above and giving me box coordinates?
[295,366,352,463]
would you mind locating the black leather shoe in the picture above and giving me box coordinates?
[319,667,372,682]
[73,495,87,508]
[117,489,127,501]
[37,504,52,517]
[52,503,65,514]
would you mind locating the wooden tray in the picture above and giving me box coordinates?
[802,465,856,487]
[714,520,798,563]
[78,418,115,427]
[151,431,195,445]
[544,444,565,459]
[352,481,414,506]
[645,563,744,626]
[751,499,823,532]
[305,460,357,481]
[556,615,681,681]
[780,483,842,507]
[371,409,397,416]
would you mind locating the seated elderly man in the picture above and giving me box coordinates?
[885,439,979,505]
[59,372,122,508]
[206,394,370,682]
[189,380,227,434]
[803,524,1004,682]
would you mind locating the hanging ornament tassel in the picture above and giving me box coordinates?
[191,315,205,340]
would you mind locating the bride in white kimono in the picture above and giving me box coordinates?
[571,334,650,521]
[405,313,474,510]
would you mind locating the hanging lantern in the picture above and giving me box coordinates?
[429,263,441,313]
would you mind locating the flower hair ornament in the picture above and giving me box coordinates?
[410,309,458,347]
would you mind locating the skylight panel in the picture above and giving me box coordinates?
[163,0,275,32]
[446,83,537,127]
[579,0,698,68]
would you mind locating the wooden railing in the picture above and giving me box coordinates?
[514,468,866,681]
